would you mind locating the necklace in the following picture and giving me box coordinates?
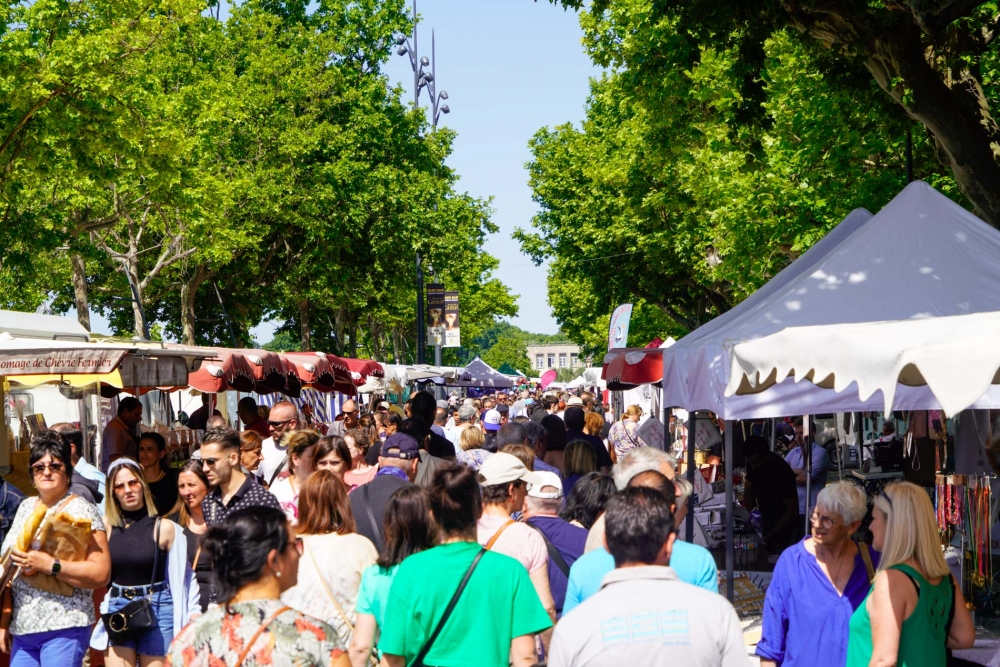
[145,468,165,483]
[817,543,850,591]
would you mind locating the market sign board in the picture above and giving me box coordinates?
[444,291,460,348]
[426,283,445,347]
[0,349,127,375]
[608,303,633,351]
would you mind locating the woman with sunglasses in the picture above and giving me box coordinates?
[90,459,200,667]
[167,506,349,667]
[847,482,974,667]
[0,431,110,666]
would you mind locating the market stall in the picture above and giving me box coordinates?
[452,357,514,390]
[661,181,1000,612]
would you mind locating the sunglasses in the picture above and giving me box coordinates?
[202,457,224,467]
[876,488,893,510]
[268,418,294,428]
[113,479,142,492]
[30,462,65,475]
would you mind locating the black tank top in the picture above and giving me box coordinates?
[109,509,167,586]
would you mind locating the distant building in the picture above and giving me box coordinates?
[526,343,590,371]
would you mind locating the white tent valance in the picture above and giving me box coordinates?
[727,311,1000,416]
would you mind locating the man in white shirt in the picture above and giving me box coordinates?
[256,401,299,485]
[550,487,745,667]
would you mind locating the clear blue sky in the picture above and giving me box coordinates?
[382,0,599,337]
[94,0,599,342]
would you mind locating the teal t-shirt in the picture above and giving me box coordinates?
[357,563,399,627]
[379,541,553,666]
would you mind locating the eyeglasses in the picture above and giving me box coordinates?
[113,479,142,492]
[30,462,64,475]
[268,418,294,428]
[285,537,304,556]
[876,488,893,510]
[810,511,838,529]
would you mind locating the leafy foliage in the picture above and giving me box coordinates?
[521,8,954,342]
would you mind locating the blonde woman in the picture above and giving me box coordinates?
[456,421,492,471]
[562,440,597,497]
[607,405,647,460]
[847,482,974,667]
[91,459,200,667]
[269,431,320,525]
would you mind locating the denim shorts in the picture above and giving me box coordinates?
[107,586,173,656]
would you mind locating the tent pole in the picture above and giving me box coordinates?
[770,417,776,452]
[804,415,812,537]
[0,377,8,474]
[725,418,734,602]
[686,411,696,542]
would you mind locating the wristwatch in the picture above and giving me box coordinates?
[50,559,61,576]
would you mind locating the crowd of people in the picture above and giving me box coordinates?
[0,386,979,667]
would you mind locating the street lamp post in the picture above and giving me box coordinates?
[397,0,451,367]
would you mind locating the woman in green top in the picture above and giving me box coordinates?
[378,464,553,667]
[348,485,437,666]
[847,482,974,667]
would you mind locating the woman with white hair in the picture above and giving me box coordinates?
[757,481,879,667]
[847,482,974,666]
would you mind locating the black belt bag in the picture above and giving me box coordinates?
[102,518,162,641]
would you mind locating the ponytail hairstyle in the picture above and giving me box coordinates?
[201,506,290,604]
[428,463,482,536]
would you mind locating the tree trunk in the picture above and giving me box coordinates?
[70,254,91,332]
[782,2,1000,227]
[299,298,311,351]
[180,267,213,346]
[347,324,357,358]
[392,327,402,364]
[334,305,347,354]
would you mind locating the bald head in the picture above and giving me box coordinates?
[626,470,677,507]
[341,399,359,428]
[268,401,299,440]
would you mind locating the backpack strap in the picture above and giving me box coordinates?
[267,456,289,487]
[528,522,571,578]
[361,484,382,543]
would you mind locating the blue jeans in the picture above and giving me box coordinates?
[11,625,90,667]
[107,586,174,656]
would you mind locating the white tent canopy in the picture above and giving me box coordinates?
[663,181,1000,419]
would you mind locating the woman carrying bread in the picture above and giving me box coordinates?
[0,431,111,667]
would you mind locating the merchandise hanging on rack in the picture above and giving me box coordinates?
[936,472,993,597]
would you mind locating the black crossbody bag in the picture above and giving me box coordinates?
[410,548,486,667]
[102,518,161,641]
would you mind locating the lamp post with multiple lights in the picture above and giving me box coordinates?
[396,0,450,365]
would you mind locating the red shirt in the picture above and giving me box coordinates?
[247,416,270,438]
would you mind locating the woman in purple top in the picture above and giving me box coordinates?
[757,481,879,667]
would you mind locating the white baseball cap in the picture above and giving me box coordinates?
[478,452,544,487]
[483,408,502,432]
[567,396,584,406]
[527,470,563,499]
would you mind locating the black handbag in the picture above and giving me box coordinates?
[101,518,161,641]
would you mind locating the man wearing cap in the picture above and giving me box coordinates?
[477,453,557,627]
[523,471,587,616]
[495,403,510,427]
[483,408,502,452]
[349,433,419,551]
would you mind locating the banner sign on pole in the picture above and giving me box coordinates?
[426,283,444,327]
[608,303,633,350]
[444,292,461,348]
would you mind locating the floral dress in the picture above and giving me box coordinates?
[166,599,344,667]
[608,419,647,459]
